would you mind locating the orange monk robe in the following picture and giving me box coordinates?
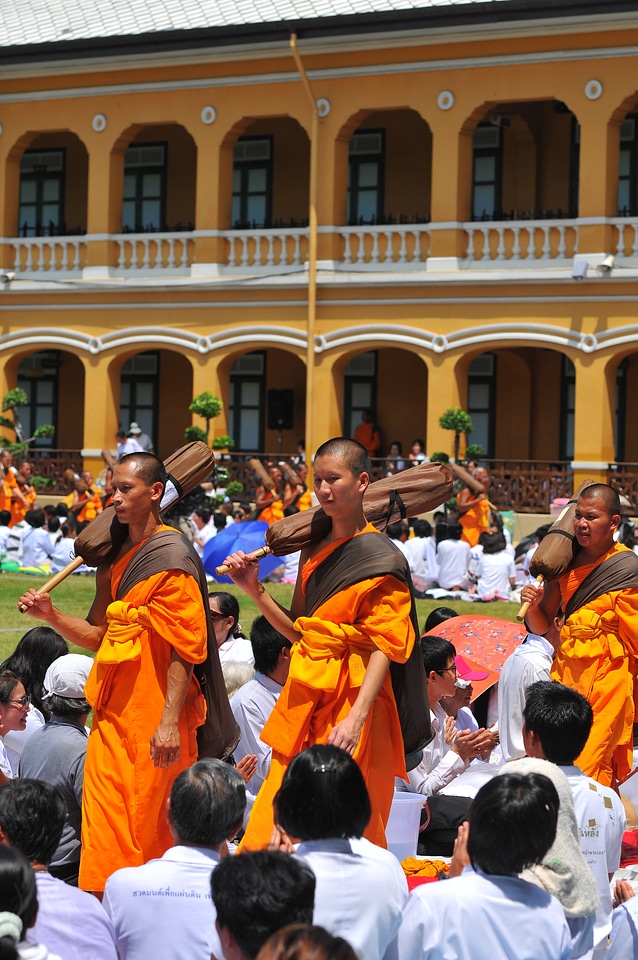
[79,539,207,892]
[296,489,312,511]
[353,422,382,457]
[459,497,490,548]
[258,495,284,526]
[240,526,414,851]
[64,490,103,524]
[553,542,638,787]
[10,484,36,527]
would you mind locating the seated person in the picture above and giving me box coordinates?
[20,510,54,571]
[208,592,254,666]
[474,531,516,600]
[399,636,492,854]
[388,773,573,960]
[273,744,408,960]
[436,522,471,591]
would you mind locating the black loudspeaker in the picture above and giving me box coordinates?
[267,389,294,430]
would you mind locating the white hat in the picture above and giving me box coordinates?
[43,654,93,699]
[129,422,142,435]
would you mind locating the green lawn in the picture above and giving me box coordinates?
[0,572,521,661]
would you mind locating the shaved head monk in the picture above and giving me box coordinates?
[521,483,638,787]
[18,453,235,893]
[224,437,417,849]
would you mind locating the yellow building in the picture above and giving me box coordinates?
[2,0,638,496]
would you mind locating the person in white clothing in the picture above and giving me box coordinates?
[0,845,63,960]
[115,430,143,459]
[20,512,53,571]
[436,522,471,591]
[387,771,573,960]
[609,880,638,960]
[497,613,562,762]
[191,507,217,558]
[272,744,408,960]
[231,616,292,799]
[104,759,246,960]
[208,591,255,666]
[399,636,492,855]
[474,531,516,600]
[523,681,626,960]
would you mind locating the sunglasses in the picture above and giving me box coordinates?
[2,695,30,707]
[209,609,228,620]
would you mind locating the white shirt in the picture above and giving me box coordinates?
[386,866,573,960]
[295,837,408,960]
[497,634,554,762]
[21,527,53,568]
[560,765,626,957]
[116,437,143,458]
[402,537,427,578]
[4,705,45,774]
[436,539,471,590]
[217,635,255,666]
[230,672,281,795]
[103,845,223,960]
[476,551,516,599]
[32,871,117,960]
[609,893,638,960]
[422,536,439,582]
[401,700,466,796]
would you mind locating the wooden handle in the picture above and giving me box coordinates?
[215,546,272,576]
[18,556,86,612]
[516,575,544,623]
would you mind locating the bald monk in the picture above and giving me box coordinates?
[18,453,238,893]
[521,483,638,788]
[10,461,37,526]
[0,450,29,525]
[224,437,418,849]
[457,466,491,547]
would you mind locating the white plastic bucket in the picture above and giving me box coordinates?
[386,790,425,862]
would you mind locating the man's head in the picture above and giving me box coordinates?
[250,616,292,682]
[24,510,45,529]
[42,654,93,720]
[472,467,490,490]
[422,635,458,703]
[523,680,593,765]
[574,483,621,552]
[314,438,370,479]
[17,461,31,480]
[167,760,245,849]
[0,779,65,866]
[386,521,409,543]
[312,439,370,520]
[211,851,315,960]
[468,772,559,876]
[112,454,167,523]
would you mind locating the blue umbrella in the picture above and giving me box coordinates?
[203,520,283,584]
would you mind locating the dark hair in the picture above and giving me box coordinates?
[523,681,593,765]
[256,925,358,960]
[211,851,315,959]
[480,532,506,555]
[55,503,69,518]
[208,592,242,638]
[0,511,10,527]
[578,483,621,519]
[447,521,463,541]
[169,759,245,847]
[250,617,292,676]
[423,606,458,634]
[411,439,425,451]
[24,510,45,529]
[213,512,227,531]
[386,521,408,541]
[434,520,450,545]
[194,507,212,524]
[0,779,66,866]
[118,452,167,492]
[0,845,38,960]
[314,438,370,478]
[421,636,457,676]
[468,773,559,875]
[46,516,60,534]
[411,519,432,538]
[47,693,91,719]
[0,628,68,719]
[275,745,371,841]
[0,672,22,705]
[388,441,403,455]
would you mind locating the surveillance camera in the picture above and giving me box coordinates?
[572,261,588,280]
[598,255,615,272]
[0,272,15,284]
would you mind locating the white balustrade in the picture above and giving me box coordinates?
[115,233,193,272]
[612,219,638,257]
[222,228,308,270]
[339,224,429,268]
[463,219,578,264]
[9,237,86,275]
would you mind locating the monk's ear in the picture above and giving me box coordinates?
[150,481,164,503]
[358,471,370,493]
[611,513,621,530]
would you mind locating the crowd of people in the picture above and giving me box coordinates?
[1,435,637,959]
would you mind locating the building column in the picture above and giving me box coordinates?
[191,354,230,440]
[83,135,121,277]
[426,116,472,266]
[425,355,464,457]
[575,105,619,261]
[571,354,615,486]
[191,128,227,275]
[80,354,120,477]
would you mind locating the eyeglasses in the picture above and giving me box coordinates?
[2,695,30,707]
[436,665,458,678]
[209,609,228,620]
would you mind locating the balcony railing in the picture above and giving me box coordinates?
[3,236,87,276]
[462,219,578,264]
[114,232,194,273]
[221,227,309,272]
[338,224,430,269]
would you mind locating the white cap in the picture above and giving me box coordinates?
[43,654,93,700]
[129,422,142,434]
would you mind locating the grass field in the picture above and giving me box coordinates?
[0,572,521,661]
